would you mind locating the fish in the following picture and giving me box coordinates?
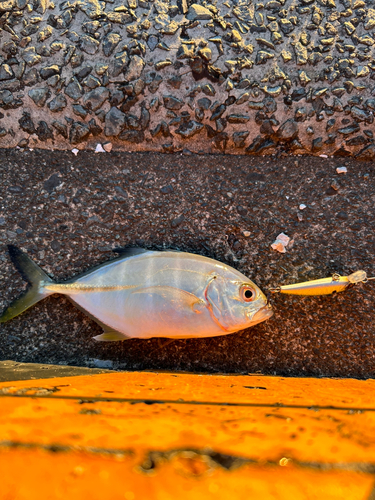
[0,245,273,341]
[270,270,371,296]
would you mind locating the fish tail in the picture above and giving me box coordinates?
[0,245,55,323]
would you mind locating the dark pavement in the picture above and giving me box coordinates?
[0,148,374,378]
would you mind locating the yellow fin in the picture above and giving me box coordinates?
[93,331,129,342]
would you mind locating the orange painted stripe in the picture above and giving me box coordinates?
[1,372,375,499]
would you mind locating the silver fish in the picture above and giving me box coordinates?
[0,246,273,341]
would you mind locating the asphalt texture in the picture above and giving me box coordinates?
[0,148,374,378]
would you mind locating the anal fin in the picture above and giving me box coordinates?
[93,331,130,342]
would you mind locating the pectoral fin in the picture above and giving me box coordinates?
[132,286,205,313]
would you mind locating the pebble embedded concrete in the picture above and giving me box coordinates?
[1,0,375,156]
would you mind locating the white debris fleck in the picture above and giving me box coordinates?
[243,231,251,237]
[336,166,347,174]
[95,143,105,153]
[319,154,328,158]
[299,204,306,210]
[103,142,113,152]
[271,232,290,253]
[71,148,79,156]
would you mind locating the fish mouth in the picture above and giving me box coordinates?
[249,303,273,325]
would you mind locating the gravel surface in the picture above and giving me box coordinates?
[1,0,375,156]
[0,148,374,378]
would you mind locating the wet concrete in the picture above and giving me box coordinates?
[0,148,374,378]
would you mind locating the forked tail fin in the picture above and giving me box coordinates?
[0,245,55,323]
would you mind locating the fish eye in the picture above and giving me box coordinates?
[240,285,256,302]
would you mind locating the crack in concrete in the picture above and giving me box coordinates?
[0,390,374,412]
[1,441,374,476]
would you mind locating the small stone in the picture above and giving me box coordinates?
[103,142,112,152]
[227,114,250,123]
[47,93,67,112]
[105,106,126,136]
[299,204,306,210]
[175,120,203,138]
[210,104,226,121]
[271,232,290,253]
[95,143,105,153]
[163,95,184,110]
[202,84,215,96]
[76,0,103,20]
[160,185,174,194]
[312,137,323,152]
[294,42,308,65]
[36,121,54,141]
[102,32,122,57]
[28,87,50,107]
[52,120,68,138]
[235,92,249,105]
[23,68,39,87]
[233,131,249,148]
[96,63,108,76]
[83,75,101,89]
[176,44,195,60]
[65,78,84,101]
[119,130,144,143]
[0,64,14,81]
[336,211,348,220]
[44,173,61,192]
[112,51,129,77]
[19,112,35,134]
[80,34,100,55]
[338,123,360,135]
[0,89,13,106]
[124,55,145,81]
[22,47,41,66]
[83,87,110,111]
[351,106,368,122]
[147,35,159,52]
[243,231,251,237]
[38,26,53,43]
[186,4,213,20]
[155,60,173,71]
[197,97,211,110]
[336,166,347,174]
[72,104,88,119]
[70,121,90,144]
[88,118,102,136]
[276,119,298,141]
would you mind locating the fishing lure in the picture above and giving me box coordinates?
[269,270,375,296]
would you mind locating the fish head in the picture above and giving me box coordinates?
[205,275,273,332]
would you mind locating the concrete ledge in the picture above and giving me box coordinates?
[1,0,375,156]
[1,371,375,499]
